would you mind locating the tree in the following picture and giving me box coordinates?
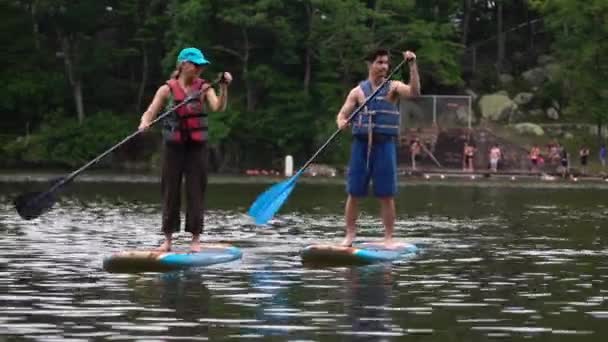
[532,0,608,142]
[30,0,118,123]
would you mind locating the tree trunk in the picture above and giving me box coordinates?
[496,0,505,73]
[461,0,471,45]
[136,44,149,113]
[31,1,40,50]
[303,1,313,94]
[60,33,85,123]
[73,80,85,124]
[242,28,256,112]
[524,0,533,53]
[370,0,382,33]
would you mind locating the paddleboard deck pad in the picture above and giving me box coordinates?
[103,243,242,273]
[301,242,418,265]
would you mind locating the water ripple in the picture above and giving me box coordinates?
[1,182,608,340]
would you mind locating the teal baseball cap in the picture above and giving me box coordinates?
[177,47,210,65]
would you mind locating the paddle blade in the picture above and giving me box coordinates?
[248,177,298,225]
[14,191,57,220]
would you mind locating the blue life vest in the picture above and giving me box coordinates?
[351,80,400,137]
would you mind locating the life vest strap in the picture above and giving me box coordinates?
[179,112,208,119]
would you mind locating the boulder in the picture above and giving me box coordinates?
[529,109,544,118]
[513,92,534,106]
[514,122,545,136]
[537,54,555,65]
[479,93,518,122]
[499,73,514,85]
[509,110,526,123]
[522,67,547,87]
[456,106,476,125]
[546,107,559,120]
[465,88,478,101]
[544,63,561,82]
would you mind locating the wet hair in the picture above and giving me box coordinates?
[365,48,390,63]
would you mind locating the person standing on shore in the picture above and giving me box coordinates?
[579,146,590,175]
[139,47,232,252]
[489,144,502,173]
[410,138,421,171]
[335,48,420,247]
[463,142,476,172]
[529,144,541,172]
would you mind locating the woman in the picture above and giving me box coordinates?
[529,145,540,172]
[139,47,232,252]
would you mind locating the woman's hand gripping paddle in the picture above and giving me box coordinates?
[13,78,224,220]
[248,59,408,225]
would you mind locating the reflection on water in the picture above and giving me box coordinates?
[0,179,607,340]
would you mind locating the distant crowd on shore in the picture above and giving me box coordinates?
[409,138,607,177]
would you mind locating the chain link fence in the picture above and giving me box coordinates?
[399,95,473,130]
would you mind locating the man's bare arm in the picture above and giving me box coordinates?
[393,51,421,99]
[336,88,360,130]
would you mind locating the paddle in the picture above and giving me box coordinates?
[248,58,409,225]
[14,79,222,220]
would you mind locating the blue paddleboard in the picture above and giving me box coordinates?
[103,243,242,273]
[301,242,418,265]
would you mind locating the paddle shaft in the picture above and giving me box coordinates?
[43,81,222,195]
[297,58,409,174]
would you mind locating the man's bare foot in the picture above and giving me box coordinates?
[383,239,402,249]
[190,236,201,252]
[339,236,355,247]
[155,240,172,252]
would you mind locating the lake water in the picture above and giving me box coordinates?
[1,176,607,341]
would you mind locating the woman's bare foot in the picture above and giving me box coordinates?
[339,235,355,247]
[190,235,201,252]
[155,240,172,252]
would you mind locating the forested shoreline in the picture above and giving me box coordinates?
[1,1,606,172]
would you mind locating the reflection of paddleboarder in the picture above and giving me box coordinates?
[132,271,211,327]
[342,264,393,337]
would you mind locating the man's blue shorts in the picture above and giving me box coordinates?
[347,137,398,197]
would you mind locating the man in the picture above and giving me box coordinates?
[489,144,502,172]
[336,48,420,247]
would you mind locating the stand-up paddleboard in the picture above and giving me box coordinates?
[103,243,242,273]
[301,242,418,266]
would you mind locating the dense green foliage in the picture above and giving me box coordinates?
[0,0,603,170]
[531,0,608,130]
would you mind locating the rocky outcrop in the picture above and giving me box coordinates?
[479,93,518,122]
[513,122,544,136]
[546,107,559,120]
[522,67,547,87]
[513,92,534,106]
